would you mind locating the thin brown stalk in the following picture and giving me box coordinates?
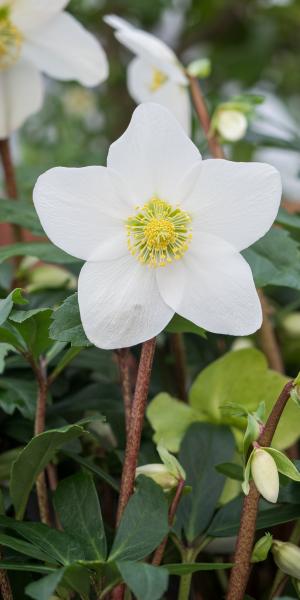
[115,338,156,525]
[0,138,22,245]
[257,289,284,373]
[116,348,133,436]
[226,380,294,600]
[112,338,156,600]
[152,478,185,566]
[188,75,224,159]
[169,334,188,403]
[32,356,51,526]
[0,552,13,600]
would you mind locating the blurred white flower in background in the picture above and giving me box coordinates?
[33,103,281,349]
[0,0,108,139]
[104,14,191,134]
[251,91,300,202]
[216,109,248,142]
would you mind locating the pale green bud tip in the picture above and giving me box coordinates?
[251,532,273,563]
[135,464,178,492]
[272,540,300,579]
[186,58,211,78]
[251,448,279,503]
[216,109,248,142]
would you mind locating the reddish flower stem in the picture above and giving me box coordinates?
[0,138,22,245]
[226,380,294,600]
[152,478,186,566]
[188,75,224,159]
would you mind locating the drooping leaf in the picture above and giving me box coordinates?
[0,377,37,419]
[54,471,107,561]
[117,561,169,600]
[243,228,300,290]
[175,423,235,542]
[0,288,27,326]
[109,476,169,562]
[49,293,91,347]
[10,423,90,519]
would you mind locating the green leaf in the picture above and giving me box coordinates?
[0,515,83,565]
[49,293,91,347]
[117,562,169,600]
[264,448,300,481]
[189,349,295,451]
[0,531,53,562]
[62,450,119,492]
[9,308,53,358]
[54,471,107,561]
[25,568,66,600]
[157,446,186,480]
[215,463,243,481]
[147,393,197,452]
[0,242,80,265]
[0,377,37,419]
[0,199,43,235]
[243,229,300,290]
[207,496,300,537]
[164,562,233,575]
[175,423,235,542]
[0,562,55,574]
[165,314,206,337]
[251,532,273,563]
[276,207,300,232]
[10,422,89,519]
[109,476,169,562]
[243,414,261,458]
[0,288,27,325]
[0,343,14,373]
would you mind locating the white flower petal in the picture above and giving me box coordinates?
[116,28,186,84]
[181,159,281,251]
[0,59,44,139]
[11,0,69,33]
[78,257,174,349]
[22,12,108,86]
[127,57,191,134]
[33,166,132,261]
[107,103,200,203]
[255,147,300,203]
[103,14,134,32]
[156,232,262,336]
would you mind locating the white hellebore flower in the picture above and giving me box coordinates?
[0,0,108,139]
[33,103,281,350]
[104,14,191,134]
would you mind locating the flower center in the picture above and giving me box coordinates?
[149,68,167,92]
[126,197,192,267]
[0,7,23,71]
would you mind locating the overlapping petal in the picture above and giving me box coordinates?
[0,59,44,139]
[22,12,108,86]
[127,57,191,134]
[156,232,262,336]
[78,256,174,349]
[11,0,69,33]
[33,166,133,261]
[180,159,281,251]
[107,103,200,203]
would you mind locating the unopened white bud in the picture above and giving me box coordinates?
[251,448,279,503]
[135,464,178,492]
[216,109,248,142]
[272,540,300,579]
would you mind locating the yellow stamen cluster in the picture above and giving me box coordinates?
[149,68,167,92]
[0,8,23,71]
[126,197,192,267]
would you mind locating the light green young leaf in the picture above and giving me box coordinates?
[243,414,261,459]
[147,393,197,452]
[157,446,186,480]
[242,451,253,496]
[251,532,273,563]
[264,448,300,482]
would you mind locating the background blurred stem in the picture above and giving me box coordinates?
[170,334,188,402]
[116,348,133,436]
[227,379,294,600]
[0,557,13,600]
[0,138,22,244]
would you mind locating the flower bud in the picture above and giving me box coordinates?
[186,58,211,78]
[26,265,76,292]
[272,540,300,579]
[135,464,178,492]
[216,109,248,142]
[251,448,279,503]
